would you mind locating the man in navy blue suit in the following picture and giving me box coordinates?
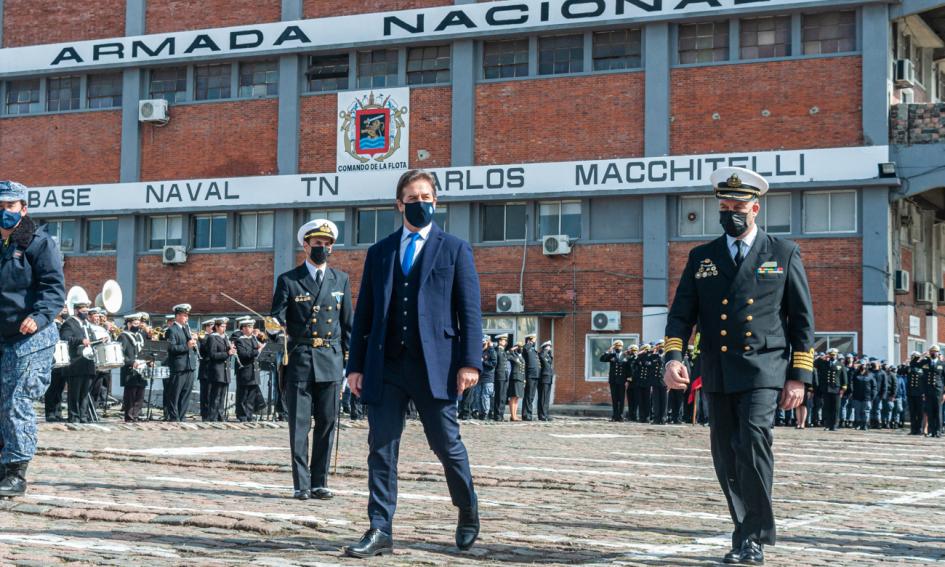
[344,170,483,557]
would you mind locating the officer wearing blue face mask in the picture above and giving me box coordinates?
[0,180,65,498]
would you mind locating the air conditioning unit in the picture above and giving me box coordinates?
[542,234,572,256]
[162,245,187,265]
[496,293,524,313]
[895,59,916,88]
[916,281,935,304]
[895,270,910,294]
[900,88,915,104]
[138,99,169,122]
[592,311,621,331]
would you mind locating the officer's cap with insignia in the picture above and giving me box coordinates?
[88,307,104,316]
[612,339,624,347]
[0,180,28,203]
[629,344,639,351]
[641,343,652,351]
[214,316,229,325]
[123,312,141,322]
[540,340,552,349]
[931,345,941,353]
[828,348,839,355]
[173,303,192,314]
[297,219,339,246]
[525,333,537,340]
[237,317,255,328]
[711,167,769,202]
[496,333,508,340]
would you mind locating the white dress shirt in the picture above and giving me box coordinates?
[400,223,433,263]
[726,223,758,262]
[304,260,325,285]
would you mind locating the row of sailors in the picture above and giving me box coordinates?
[599,340,694,424]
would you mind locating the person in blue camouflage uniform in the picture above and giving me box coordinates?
[0,181,66,498]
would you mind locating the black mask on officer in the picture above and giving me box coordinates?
[309,245,330,265]
[719,210,750,238]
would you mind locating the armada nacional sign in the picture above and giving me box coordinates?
[0,0,863,77]
[25,145,889,215]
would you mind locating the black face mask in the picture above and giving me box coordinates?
[404,201,435,228]
[309,245,329,265]
[719,210,750,238]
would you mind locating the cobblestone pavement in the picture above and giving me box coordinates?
[0,415,943,566]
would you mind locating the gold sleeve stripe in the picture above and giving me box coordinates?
[664,337,684,352]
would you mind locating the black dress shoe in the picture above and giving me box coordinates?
[345,528,393,558]
[735,539,764,565]
[311,487,333,500]
[723,546,741,564]
[455,506,480,550]
[293,489,310,500]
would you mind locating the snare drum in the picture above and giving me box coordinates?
[93,342,124,370]
[143,365,170,380]
[53,341,70,368]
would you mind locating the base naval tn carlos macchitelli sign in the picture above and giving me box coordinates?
[24,146,889,216]
[337,88,410,173]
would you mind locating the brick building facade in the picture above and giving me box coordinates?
[3,0,944,405]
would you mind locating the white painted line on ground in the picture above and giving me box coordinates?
[612,449,945,466]
[101,445,284,456]
[775,543,943,563]
[0,533,179,558]
[493,530,731,559]
[548,433,642,439]
[600,508,731,522]
[524,455,706,469]
[423,462,717,482]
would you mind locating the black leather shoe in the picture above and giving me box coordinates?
[0,462,28,498]
[723,546,741,564]
[345,528,393,558]
[736,539,764,565]
[311,487,333,500]
[293,489,310,500]
[455,505,480,551]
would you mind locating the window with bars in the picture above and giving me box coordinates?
[87,73,123,109]
[482,39,529,79]
[592,29,643,71]
[407,45,451,85]
[239,60,279,98]
[86,218,118,252]
[195,64,232,100]
[46,76,81,112]
[538,34,584,75]
[678,22,729,64]
[148,215,184,250]
[740,16,791,60]
[306,54,349,92]
[306,209,347,246]
[193,214,228,249]
[802,11,856,55]
[357,49,399,89]
[356,208,398,245]
[40,219,77,252]
[149,67,187,103]
[5,79,41,115]
[481,203,527,242]
[237,212,274,249]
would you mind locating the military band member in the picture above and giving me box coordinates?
[538,340,555,421]
[88,308,111,414]
[44,308,69,422]
[815,348,847,431]
[60,297,95,424]
[906,352,925,435]
[205,317,233,422]
[270,219,352,500]
[480,336,497,421]
[623,344,639,421]
[118,313,147,422]
[637,344,661,423]
[234,317,266,422]
[196,319,214,420]
[491,334,510,421]
[663,167,815,565]
[164,304,197,421]
[922,345,945,438]
[522,334,540,421]
[507,342,526,421]
[651,339,668,424]
[600,340,626,421]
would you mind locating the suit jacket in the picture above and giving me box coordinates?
[348,223,483,404]
[235,334,261,385]
[205,334,230,384]
[599,350,626,384]
[59,316,94,377]
[524,343,541,380]
[270,264,352,383]
[166,322,197,373]
[539,350,555,383]
[664,229,815,393]
[118,330,146,388]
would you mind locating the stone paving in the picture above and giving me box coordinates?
[0,415,943,566]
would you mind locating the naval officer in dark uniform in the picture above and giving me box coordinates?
[663,167,815,566]
[270,219,352,500]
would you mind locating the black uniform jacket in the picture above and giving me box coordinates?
[664,229,815,393]
[270,264,352,383]
[59,316,94,377]
[235,334,261,385]
[166,322,197,373]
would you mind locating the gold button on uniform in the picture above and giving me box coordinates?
[746,315,753,321]
[721,314,728,321]
[745,331,752,337]
[721,330,728,336]
[722,299,729,305]
[747,298,754,305]
[721,346,728,353]
[327,319,333,324]
[744,345,751,351]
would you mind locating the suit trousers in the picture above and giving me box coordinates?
[537,381,552,420]
[67,374,93,422]
[286,380,339,491]
[523,379,538,419]
[707,388,780,547]
[625,384,636,420]
[634,386,652,423]
[908,395,924,434]
[492,380,508,420]
[44,371,67,419]
[199,379,211,420]
[207,382,228,422]
[652,384,668,424]
[175,370,196,421]
[822,392,841,429]
[925,391,943,436]
[608,381,625,419]
[367,353,476,534]
[122,386,145,421]
[668,388,686,423]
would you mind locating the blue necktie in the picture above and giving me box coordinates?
[402,232,421,275]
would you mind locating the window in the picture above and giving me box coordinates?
[759,193,791,234]
[586,334,639,382]
[41,219,77,252]
[590,197,643,240]
[593,29,643,71]
[481,203,527,242]
[87,73,123,109]
[803,190,857,234]
[238,212,274,249]
[193,214,227,249]
[239,60,278,98]
[433,205,448,232]
[678,22,729,64]
[356,207,397,245]
[357,49,399,89]
[802,11,856,55]
[539,201,581,239]
[150,67,187,103]
[46,76,80,112]
[813,333,857,355]
[538,34,584,75]
[908,338,926,358]
[5,79,41,115]
[482,39,529,79]
[148,215,183,250]
[407,45,450,85]
[678,195,717,237]
[306,209,347,246]
[195,64,232,100]
[740,16,791,60]
[306,54,349,92]
[86,218,118,252]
